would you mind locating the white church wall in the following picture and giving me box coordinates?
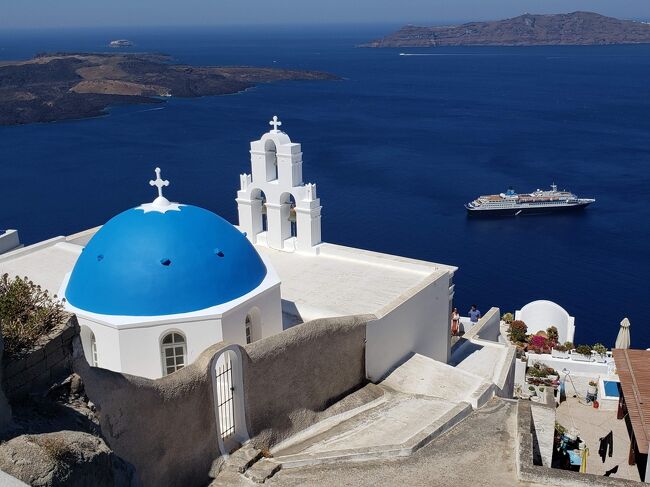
[220,284,283,345]
[365,271,452,382]
[117,318,223,379]
[76,315,122,373]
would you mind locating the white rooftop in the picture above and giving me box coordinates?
[0,228,456,326]
[255,242,454,324]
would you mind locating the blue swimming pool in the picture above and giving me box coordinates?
[603,380,621,398]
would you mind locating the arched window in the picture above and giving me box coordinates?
[161,332,187,376]
[90,332,98,367]
[245,315,252,344]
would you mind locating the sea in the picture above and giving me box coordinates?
[0,25,649,348]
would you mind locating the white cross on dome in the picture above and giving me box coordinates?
[150,167,169,200]
[137,167,182,214]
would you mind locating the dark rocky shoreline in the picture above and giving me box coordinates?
[0,53,338,126]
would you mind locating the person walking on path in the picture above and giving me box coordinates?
[468,305,481,324]
[451,307,460,336]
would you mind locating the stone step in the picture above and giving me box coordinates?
[272,395,472,468]
[224,443,263,474]
[244,458,282,483]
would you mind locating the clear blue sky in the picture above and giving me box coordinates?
[2,0,649,29]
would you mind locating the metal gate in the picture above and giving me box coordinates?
[215,353,235,440]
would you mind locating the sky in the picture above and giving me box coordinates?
[1,0,649,29]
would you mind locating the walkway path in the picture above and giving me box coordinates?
[268,399,545,487]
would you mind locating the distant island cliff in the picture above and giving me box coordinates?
[0,53,338,126]
[361,11,650,47]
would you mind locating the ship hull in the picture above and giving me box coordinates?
[466,201,593,217]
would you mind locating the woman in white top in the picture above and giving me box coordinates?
[451,307,460,336]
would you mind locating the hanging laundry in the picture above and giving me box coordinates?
[599,431,614,462]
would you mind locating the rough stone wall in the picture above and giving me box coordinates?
[74,339,222,487]
[0,322,12,434]
[2,314,78,400]
[243,315,368,449]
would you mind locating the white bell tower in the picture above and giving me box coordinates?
[237,116,322,253]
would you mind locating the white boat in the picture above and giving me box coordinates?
[465,184,595,216]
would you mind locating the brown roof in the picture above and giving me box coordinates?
[613,349,650,454]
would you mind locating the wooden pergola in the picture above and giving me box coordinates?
[613,349,650,480]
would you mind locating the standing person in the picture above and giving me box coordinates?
[468,304,481,324]
[451,307,460,336]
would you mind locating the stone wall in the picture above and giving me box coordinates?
[0,322,12,435]
[1,314,78,400]
[72,314,368,486]
[74,340,222,487]
[243,315,368,449]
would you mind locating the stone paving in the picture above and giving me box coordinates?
[556,396,641,481]
[267,398,547,487]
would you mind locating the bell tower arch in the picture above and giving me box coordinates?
[237,116,322,253]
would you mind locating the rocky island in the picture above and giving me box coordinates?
[0,53,338,125]
[362,11,650,48]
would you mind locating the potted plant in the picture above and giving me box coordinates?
[551,343,570,359]
[545,366,559,381]
[587,380,598,396]
[593,343,607,363]
[508,320,527,344]
[502,312,514,324]
[546,326,559,343]
[528,385,536,398]
[573,344,593,362]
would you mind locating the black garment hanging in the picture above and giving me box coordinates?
[599,431,614,462]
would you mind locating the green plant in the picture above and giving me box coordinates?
[593,343,607,355]
[528,385,535,392]
[508,320,528,343]
[575,344,592,356]
[539,387,545,392]
[0,273,66,357]
[527,363,556,378]
[546,326,559,342]
[553,343,567,352]
[502,312,514,323]
[564,341,574,350]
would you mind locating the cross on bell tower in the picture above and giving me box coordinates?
[269,115,282,133]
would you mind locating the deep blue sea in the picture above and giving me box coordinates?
[0,26,649,348]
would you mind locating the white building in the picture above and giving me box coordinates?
[515,299,575,344]
[0,117,457,381]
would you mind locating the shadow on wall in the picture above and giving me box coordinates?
[73,338,221,487]
[242,314,369,450]
[74,314,370,486]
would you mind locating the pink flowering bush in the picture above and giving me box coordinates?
[528,335,547,353]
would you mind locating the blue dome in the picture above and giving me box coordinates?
[66,204,267,316]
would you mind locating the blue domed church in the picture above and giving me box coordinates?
[1,117,456,386]
[62,168,282,379]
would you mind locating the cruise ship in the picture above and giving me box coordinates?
[465,184,595,216]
